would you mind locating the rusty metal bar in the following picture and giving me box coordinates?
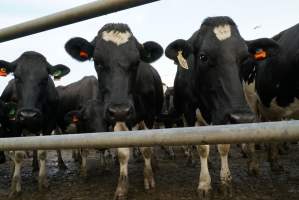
[0,120,298,150]
[0,0,160,43]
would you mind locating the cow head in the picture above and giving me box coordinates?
[64,100,107,133]
[65,23,163,124]
[0,51,70,130]
[166,17,255,125]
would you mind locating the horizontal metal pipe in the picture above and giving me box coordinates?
[0,121,298,151]
[0,0,159,43]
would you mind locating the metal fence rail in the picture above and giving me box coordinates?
[0,120,298,151]
[0,0,160,43]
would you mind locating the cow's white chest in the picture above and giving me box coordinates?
[258,97,299,121]
[102,30,131,46]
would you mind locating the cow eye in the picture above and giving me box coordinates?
[199,53,208,62]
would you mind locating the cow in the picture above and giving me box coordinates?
[241,22,299,171]
[65,23,164,199]
[0,100,19,164]
[63,99,113,175]
[165,16,256,198]
[0,51,70,197]
[55,75,99,169]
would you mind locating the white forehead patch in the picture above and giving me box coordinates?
[102,30,132,46]
[213,24,231,41]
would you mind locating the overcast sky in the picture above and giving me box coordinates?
[0,0,299,93]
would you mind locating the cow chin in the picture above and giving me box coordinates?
[213,110,255,125]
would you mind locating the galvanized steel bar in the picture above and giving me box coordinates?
[0,121,298,151]
[0,0,160,43]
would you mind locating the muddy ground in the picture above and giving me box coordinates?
[0,143,298,200]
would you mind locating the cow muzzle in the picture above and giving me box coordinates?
[17,108,41,122]
[228,113,256,124]
[106,104,134,122]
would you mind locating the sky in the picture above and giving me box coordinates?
[0,0,299,93]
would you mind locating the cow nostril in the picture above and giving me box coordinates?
[107,104,132,121]
[20,111,38,119]
[229,113,255,124]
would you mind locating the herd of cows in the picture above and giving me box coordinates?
[0,16,298,199]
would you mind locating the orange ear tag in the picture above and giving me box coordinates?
[72,115,79,124]
[254,49,267,61]
[79,51,89,59]
[0,68,7,77]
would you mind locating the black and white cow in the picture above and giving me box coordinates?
[65,23,163,199]
[0,51,70,197]
[0,100,19,164]
[55,75,101,170]
[166,17,256,198]
[241,22,299,171]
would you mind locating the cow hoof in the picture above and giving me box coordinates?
[38,178,49,191]
[144,176,155,191]
[197,187,212,200]
[270,161,284,172]
[8,191,21,199]
[219,183,232,199]
[113,193,127,200]
[248,160,260,176]
[80,169,88,177]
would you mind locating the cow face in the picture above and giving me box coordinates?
[0,51,70,130]
[65,24,163,124]
[166,17,255,125]
[64,100,106,133]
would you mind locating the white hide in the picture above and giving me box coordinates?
[213,24,231,41]
[102,30,132,46]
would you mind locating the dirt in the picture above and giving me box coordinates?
[0,144,298,200]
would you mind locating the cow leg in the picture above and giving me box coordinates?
[114,148,130,200]
[80,149,88,177]
[32,150,39,172]
[218,144,232,198]
[57,150,67,170]
[161,146,175,160]
[9,151,25,198]
[104,149,113,171]
[268,143,283,172]
[72,149,80,162]
[245,143,259,176]
[140,147,155,190]
[197,145,212,199]
[240,143,248,158]
[38,150,48,191]
[182,145,196,167]
[0,151,6,164]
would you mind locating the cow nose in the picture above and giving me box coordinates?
[107,104,133,121]
[18,109,40,121]
[229,113,256,124]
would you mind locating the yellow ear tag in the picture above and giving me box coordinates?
[254,49,267,61]
[177,51,189,69]
[53,70,62,81]
[0,68,7,77]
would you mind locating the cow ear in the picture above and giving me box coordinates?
[49,64,70,80]
[0,60,15,77]
[165,39,193,70]
[246,38,280,61]
[4,102,17,121]
[65,37,94,62]
[139,41,163,63]
[64,110,81,125]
